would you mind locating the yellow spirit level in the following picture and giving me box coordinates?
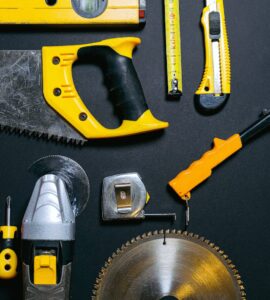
[0,0,146,26]
[164,0,182,99]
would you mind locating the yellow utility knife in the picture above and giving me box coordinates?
[195,0,231,114]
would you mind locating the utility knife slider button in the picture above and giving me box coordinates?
[209,12,221,40]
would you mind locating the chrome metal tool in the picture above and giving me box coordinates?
[92,230,246,299]
[22,155,90,300]
[102,173,176,221]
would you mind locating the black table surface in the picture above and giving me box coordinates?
[0,0,269,299]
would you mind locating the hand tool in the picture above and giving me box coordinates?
[195,0,231,114]
[102,173,176,221]
[169,110,270,211]
[0,0,146,26]
[22,155,90,300]
[92,230,246,299]
[164,0,182,99]
[0,37,168,145]
[0,196,18,279]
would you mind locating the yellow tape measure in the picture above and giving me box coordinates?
[164,0,182,99]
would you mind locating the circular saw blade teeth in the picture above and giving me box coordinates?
[92,229,246,300]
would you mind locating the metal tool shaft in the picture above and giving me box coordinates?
[5,196,11,227]
[144,213,176,221]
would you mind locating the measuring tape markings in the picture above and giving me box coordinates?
[165,0,182,97]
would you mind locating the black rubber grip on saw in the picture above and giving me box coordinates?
[77,46,149,121]
[195,94,230,115]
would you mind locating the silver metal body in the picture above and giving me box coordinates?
[22,174,76,241]
[102,173,147,220]
[29,155,90,217]
[207,0,222,94]
[0,50,85,144]
[93,230,246,300]
[22,155,90,300]
[102,173,176,221]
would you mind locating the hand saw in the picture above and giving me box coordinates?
[169,110,270,200]
[0,37,168,145]
[195,0,231,114]
[0,0,146,26]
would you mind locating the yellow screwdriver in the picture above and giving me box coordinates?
[0,196,18,279]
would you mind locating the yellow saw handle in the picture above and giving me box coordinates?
[169,134,242,200]
[195,0,231,114]
[42,37,168,139]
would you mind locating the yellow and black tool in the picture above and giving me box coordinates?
[0,197,18,279]
[22,156,89,299]
[195,0,231,114]
[0,0,146,26]
[164,0,182,99]
[0,37,168,144]
[169,110,270,212]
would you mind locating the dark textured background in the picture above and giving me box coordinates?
[0,0,269,299]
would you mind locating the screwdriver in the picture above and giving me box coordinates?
[0,196,18,279]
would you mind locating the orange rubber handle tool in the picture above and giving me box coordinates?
[169,134,243,200]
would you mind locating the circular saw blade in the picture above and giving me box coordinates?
[29,155,90,217]
[93,230,246,300]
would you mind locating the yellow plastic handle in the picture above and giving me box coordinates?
[196,0,231,95]
[0,249,17,279]
[42,37,168,139]
[169,134,243,200]
[0,226,18,279]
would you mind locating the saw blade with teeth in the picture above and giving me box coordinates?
[92,230,246,300]
[0,50,87,145]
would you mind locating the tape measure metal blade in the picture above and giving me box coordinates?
[165,0,182,99]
